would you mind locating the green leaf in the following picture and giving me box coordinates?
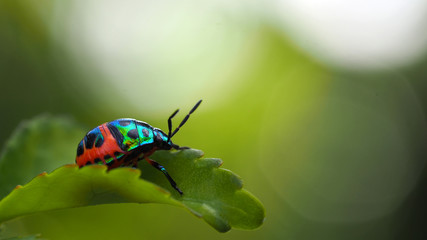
[0,116,265,232]
[141,150,266,231]
[0,164,181,223]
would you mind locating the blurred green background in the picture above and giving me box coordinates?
[1,0,427,239]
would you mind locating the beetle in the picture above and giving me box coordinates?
[75,100,202,195]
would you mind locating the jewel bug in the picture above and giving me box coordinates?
[75,100,202,195]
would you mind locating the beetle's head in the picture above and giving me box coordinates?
[153,128,173,150]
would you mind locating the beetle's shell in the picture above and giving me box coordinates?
[75,118,160,169]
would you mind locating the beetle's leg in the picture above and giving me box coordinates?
[171,143,189,150]
[145,157,183,195]
[131,159,138,168]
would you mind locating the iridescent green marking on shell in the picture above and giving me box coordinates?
[104,154,114,165]
[107,119,155,152]
[120,121,140,150]
[114,151,125,160]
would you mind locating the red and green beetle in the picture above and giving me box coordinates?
[75,100,202,195]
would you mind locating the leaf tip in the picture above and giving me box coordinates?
[37,172,47,177]
[108,167,141,179]
[63,164,79,169]
[195,158,223,168]
[181,148,204,158]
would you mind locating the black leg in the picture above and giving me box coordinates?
[171,143,189,150]
[145,157,183,195]
[131,159,138,168]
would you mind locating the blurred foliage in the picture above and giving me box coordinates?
[0,115,85,199]
[1,0,427,240]
[2,234,45,240]
[0,1,118,148]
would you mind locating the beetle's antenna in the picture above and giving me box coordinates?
[167,109,180,142]
[170,99,202,139]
